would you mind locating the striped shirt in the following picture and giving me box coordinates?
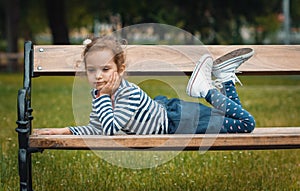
[69,79,168,135]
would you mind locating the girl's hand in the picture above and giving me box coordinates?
[33,127,72,135]
[98,72,121,97]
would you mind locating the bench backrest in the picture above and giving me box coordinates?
[32,45,300,76]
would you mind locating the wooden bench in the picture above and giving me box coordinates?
[16,41,300,190]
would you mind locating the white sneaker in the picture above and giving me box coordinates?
[212,48,254,87]
[186,54,214,98]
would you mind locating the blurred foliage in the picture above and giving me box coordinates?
[0,0,300,47]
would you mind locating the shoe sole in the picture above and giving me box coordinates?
[213,48,254,70]
[186,54,213,97]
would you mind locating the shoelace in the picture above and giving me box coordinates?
[235,75,243,86]
[213,73,243,89]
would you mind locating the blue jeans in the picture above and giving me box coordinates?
[154,81,255,134]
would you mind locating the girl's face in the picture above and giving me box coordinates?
[85,49,125,91]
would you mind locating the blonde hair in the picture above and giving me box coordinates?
[83,36,126,72]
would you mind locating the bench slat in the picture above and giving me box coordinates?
[29,127,300,150]
[33,45,300,75]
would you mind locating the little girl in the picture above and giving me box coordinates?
[34,36,255,135]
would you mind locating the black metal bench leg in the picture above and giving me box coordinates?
[17,41,35,191]
[18,149,33,191]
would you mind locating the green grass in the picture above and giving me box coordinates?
[1,73,300,190]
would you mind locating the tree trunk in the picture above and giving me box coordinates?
[45,0,70,45]
[5,0,20,72]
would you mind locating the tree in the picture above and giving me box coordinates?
[4,0,20,71]
[45,0,70,44]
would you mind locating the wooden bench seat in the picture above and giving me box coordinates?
[16,41,300,190]
[30,127,300,150]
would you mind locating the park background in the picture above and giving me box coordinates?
[1,0,300,190]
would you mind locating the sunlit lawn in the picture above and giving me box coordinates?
[1,73,300,190]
